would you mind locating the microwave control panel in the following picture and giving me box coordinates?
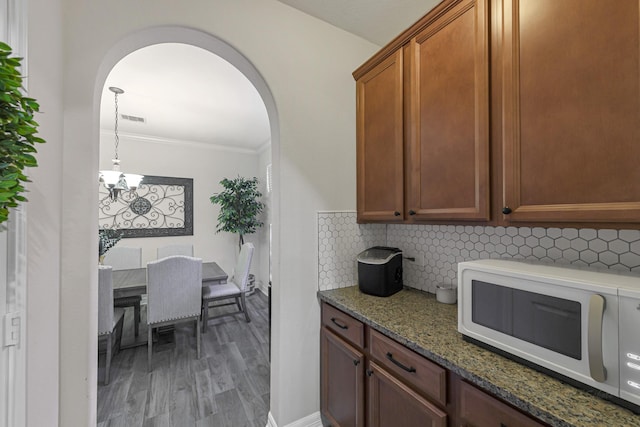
[619,293,640,406]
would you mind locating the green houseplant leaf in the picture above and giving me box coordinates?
[210,176,265,251]
[0,42,45,225]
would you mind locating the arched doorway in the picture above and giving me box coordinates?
[92,25,280,422]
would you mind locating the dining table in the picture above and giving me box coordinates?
[112,261,228,299]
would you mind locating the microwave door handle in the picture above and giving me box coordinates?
[588,294,607,383]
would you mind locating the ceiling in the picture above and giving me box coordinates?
[277,0,441,46]
[100,1,439,152]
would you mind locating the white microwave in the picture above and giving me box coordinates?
[458,259,640,411]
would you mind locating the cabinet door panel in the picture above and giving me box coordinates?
[459,380,546,427]
[502,0,640,223]
[357,50,404,222]
[408,0,490,221]
[321,327,365,427]
[368,361,447,427]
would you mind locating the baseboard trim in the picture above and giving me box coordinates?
[265,411,323,427]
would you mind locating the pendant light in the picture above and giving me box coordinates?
[99,86,144,201]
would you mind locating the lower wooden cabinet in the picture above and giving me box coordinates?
[321,327,365,427]
[368,361,447,427]
[458,380,546,427]
[320,302,547,427]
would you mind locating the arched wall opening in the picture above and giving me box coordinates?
[90,24,280,419]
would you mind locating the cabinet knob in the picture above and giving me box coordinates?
[502,206,512,215]
[394,211,401,216]
[408,210,416,216]
[353,359,360,366]
[366,369,373,377]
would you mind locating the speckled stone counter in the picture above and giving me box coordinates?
[318,286,640,427]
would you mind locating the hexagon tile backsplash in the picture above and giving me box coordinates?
[317,211,640,293]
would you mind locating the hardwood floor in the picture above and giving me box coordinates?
[97,290,270,427]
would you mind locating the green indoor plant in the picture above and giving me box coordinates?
[98,228,122,264]
[0,41,45,225]
[210,176,264,251]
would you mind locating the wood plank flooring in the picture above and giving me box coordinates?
[97,291,270,427]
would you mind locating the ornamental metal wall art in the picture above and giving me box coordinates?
[99,175,193,238]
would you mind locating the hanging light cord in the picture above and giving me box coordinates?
[113,90,120,161]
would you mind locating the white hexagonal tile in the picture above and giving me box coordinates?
[598,251,619,266]
[563,248,579,262]
[579,249,598,264]
[588,239,607,253]
[540,236,554,249]
[513,236,525,247]
[561,228,579,240]
[532,227,547,238]
[620,252,640,269]
[547,247,562,260]
[555,237,570,250]
[570,238,588,252]
[532,247,546,259]
[609,240,630,255]
[620,229,640,243]
[519,246,532,257]
[598,229,618,242]
[547,228,562,239]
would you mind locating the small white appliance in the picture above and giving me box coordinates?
[458,259,640,412]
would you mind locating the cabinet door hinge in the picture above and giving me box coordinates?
[3,312,21,348]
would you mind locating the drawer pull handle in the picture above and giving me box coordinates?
[386,352,416,373]
[331,318,348,330]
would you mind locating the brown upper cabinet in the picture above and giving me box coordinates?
[499,0,640,224]
[356,50,405,222]
[406,0,490,222]
[355,0,640,227]
[355,0,489,223]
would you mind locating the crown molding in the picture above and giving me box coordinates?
[100,129,261,155]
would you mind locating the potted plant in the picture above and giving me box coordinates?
[210,176,264,252]
[98,228,122,264]
[0,41,45,225]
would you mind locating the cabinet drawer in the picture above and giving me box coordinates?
[459,381,546,427]
[369,328,446,406]
[322,303,365,349]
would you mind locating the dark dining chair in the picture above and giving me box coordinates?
[146,255,202,371]
[201,242,254,332]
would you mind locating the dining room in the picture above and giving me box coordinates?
[96,42,273,425]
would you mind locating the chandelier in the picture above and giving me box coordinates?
[99,86,144,201]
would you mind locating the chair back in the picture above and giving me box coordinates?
[98,265,114,335]
[103,247,142,270]
[230,243,254,291]
[146,256,202,325]
[157,244,193,259]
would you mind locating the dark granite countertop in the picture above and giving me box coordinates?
[318,286,640,427]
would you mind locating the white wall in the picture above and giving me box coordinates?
[24,0,64,425]
[257,144,272,293]
[99,132,264,280]
[55,1,378,426]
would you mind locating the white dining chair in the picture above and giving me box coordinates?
[103,246,143,337]
[201,242,254,332]
[157,244,194,259]
[146,255,202,371]
[98,265,125,385]
[103,246,142,270]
